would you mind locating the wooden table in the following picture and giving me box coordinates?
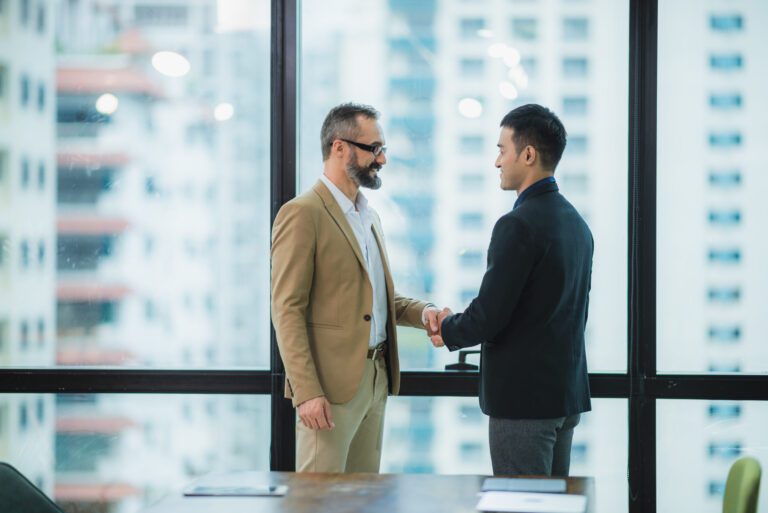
[141,471,595,513]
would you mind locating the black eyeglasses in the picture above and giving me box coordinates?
[339,138,387,157]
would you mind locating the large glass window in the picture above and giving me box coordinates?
[658,400,768,513]
[299,0,628,373]
[1,0,271,368]
[0,393,269,513]
[3,4,765,513]
[657,0,768,373]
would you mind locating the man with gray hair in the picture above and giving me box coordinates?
[271,103,442,472]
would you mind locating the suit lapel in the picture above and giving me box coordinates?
[313,181,367,271]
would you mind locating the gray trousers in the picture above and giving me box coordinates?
[489,414,581,476]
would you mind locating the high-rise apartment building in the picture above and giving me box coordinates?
[0,0,56,495]
[657,2,767,511]
[3,0,270,510]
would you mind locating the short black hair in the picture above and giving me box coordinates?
[321,103,380,161]
[500,104,567,171]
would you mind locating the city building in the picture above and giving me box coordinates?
[0,0,57,496]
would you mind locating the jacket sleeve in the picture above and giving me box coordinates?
[441,215,537,350]
[585,234,594,325]
[270,202,325,406]
[394,292,430,329]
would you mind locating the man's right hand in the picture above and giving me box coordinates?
[297,396,335,430]
[430,307,454,347]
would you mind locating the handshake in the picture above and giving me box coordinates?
[424,307,454,348]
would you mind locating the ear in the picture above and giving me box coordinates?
[332,140,345,158]
[525,145,537,165]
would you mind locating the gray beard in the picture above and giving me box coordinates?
[346,158,382,190]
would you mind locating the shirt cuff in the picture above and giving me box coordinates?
[421,303,438,325]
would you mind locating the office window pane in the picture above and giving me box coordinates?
[710,14,743,33]
[709,92,742,110]
[658,400,768,513]
[460,58,485,77]
[0,393,269,513]
[20,74,31,107]
[658,0,768,372]
[563,17,589,41]
[459,212,484,230]
[2,1,271,367]
[511,17,538,41]
[563,57,589,78]
[0,64,8,103]
[708,169,741,188]
[382,397,627,513]
[562,96,589,116]
[460,18,487,39]
[459,250,484,268]
[299,0,628,372]
[459,173,485,191]
[709,54,743,71]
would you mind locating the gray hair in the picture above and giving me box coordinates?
[321,103,380,161]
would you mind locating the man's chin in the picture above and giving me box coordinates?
[360,169,382,190]
[362,177,382,190]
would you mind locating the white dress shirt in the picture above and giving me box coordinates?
[320,175,388,348]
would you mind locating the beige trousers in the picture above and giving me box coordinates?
[296,356,388,472]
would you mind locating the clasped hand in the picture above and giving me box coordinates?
[423,307,453,348]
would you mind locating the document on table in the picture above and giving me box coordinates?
[476,491,587,513]
[183,484,288,497]
[482,477,567,493]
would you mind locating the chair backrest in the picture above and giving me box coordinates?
[0,462,64,513]
[723,456,762,513]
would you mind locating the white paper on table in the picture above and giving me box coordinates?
[476,491,587,513]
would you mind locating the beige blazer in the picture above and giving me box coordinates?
[271,180,428,407]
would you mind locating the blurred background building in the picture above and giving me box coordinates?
[2,0,270,511]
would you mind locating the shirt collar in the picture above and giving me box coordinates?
[514,176,557,209]
[320,174,368,214]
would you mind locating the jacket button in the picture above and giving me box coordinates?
[363,314,372,321]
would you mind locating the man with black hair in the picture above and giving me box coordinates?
[431,104,594,477]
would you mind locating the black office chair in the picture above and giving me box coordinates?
[0,462,65,513]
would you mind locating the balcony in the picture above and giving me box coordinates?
[57,347,137,366]
[57,67,164,99]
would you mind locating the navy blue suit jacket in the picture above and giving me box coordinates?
[442,181,593,419]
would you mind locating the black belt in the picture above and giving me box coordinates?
[367,342,387,360]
